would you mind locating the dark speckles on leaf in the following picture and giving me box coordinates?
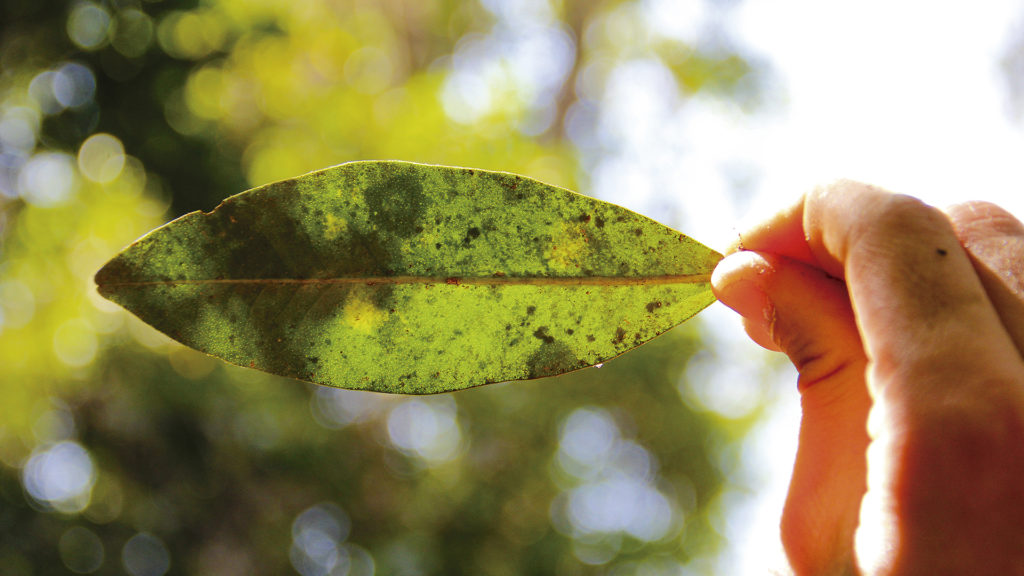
[612,327,627,345]
[566,329,574,335]
[526,305,536,315]
[526,340,577,379]
[594,216,605,228]
[579,214,591,223]
[533,326,555,344]
[463,226,482,246]
[586,334,596,342]
[645,301,662,313]
[364,169,426,237]
[634,228,643,237]
[335,229,392,276]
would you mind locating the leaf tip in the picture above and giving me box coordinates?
[93,253,133,303]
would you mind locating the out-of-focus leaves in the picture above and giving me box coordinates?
[1,0,769,573]
[97,161,720,392]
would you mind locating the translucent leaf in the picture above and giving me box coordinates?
[96,161,721,393]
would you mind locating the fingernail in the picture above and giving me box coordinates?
[711,251,774,327]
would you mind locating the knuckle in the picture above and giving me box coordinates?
[811,178,881,199]
[947,200,1024,237]
[849,193,953,264]
[871,193,948,234]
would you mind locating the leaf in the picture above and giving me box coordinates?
[95,161,721,394]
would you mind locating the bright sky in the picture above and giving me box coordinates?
[736,0,1024,214]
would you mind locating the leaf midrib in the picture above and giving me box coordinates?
[97,273,712,288]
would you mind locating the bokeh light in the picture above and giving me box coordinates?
[0,279,36,330]
[121,533,171,576]
[0,106,39,152]
[28,70,64,115]
[156,10,227,61]
[22,441,96,514]
[310,387,390,429]
[32,402,76,444]
[53,318,99,368]
[67,2,112,51]
[59,526,105,574]
[111,9,154,58]
[290,503,376,576]
[550,407,680,565]
[681,346,764,419]
[441,0,574,132]
[17,151,78,206]
[386,397,464,465]
[53,62,97,109]
[77,133,126,184]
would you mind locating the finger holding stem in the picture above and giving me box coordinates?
[715,181,1024,575]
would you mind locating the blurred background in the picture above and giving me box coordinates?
[3,1,1024,574]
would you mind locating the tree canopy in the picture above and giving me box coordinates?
[0,1,769,573]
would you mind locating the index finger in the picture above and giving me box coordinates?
[738,180,1023,394]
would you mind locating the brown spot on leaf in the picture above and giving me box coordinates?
[533,327,555,344]
[526,340,578,378]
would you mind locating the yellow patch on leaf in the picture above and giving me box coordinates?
[342,287,384,332]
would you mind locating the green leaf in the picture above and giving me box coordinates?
[95,161,721,394]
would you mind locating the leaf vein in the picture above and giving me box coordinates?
[99,274,712,288]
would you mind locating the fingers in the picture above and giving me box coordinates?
[741,180,1023,399]
[713,251,862,389]
[946,201,1024,357]
[713,251,871,575]
[735,181,1024,575]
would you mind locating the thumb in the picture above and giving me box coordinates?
[713,251,872,575]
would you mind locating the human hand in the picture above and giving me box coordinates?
[710,181,1024,575]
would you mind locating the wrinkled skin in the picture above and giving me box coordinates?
[712,181,1024,576]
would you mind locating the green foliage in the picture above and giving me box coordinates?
[97,161,720,393]
[0,0,768,573]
